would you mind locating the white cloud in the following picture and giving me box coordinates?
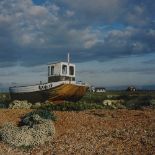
[20,34,34,45]
[66,10,74,17]
[0,0,154,68]
[0,15,12,24]
[59,0,154,26]
[29,5,48,17]
[0,0,155,89]
[125,5,149,26]
[67,28,99,49]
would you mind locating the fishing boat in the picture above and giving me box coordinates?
[9,54,88,103]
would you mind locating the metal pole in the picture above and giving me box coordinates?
[68,53,70,65]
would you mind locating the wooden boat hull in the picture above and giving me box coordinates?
[10,83,88,103]
[48,84,88,102]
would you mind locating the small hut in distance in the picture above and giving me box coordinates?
[91,86,106,93]
[126,86,136,92]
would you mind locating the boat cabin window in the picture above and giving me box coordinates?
[51,66,54,75]
[69,66,74,75]
[48,66,50,76]
[62,65,67,75]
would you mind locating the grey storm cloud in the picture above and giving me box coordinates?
[143,59,155,65]
[110,67,155,74]
[57,0,155,26]
[77,67,155,75]
[0,0,155,67]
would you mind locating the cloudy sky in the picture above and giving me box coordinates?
[0,0,155,90]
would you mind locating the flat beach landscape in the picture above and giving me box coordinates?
[0,91,155,155]
[0,108,154,155]
[0,0,155,154]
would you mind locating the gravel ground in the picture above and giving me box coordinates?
[0,109,155,155]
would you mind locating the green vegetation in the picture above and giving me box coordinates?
[0,91,155,110]
[20,109,57,127]
[39,101,104,111]
[79,91,155,110]
[0,111,56,148]
[81,91,155,103]
[123,96,154,110]
[0,93,10,108]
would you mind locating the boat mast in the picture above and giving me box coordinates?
[67,52,70,65]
